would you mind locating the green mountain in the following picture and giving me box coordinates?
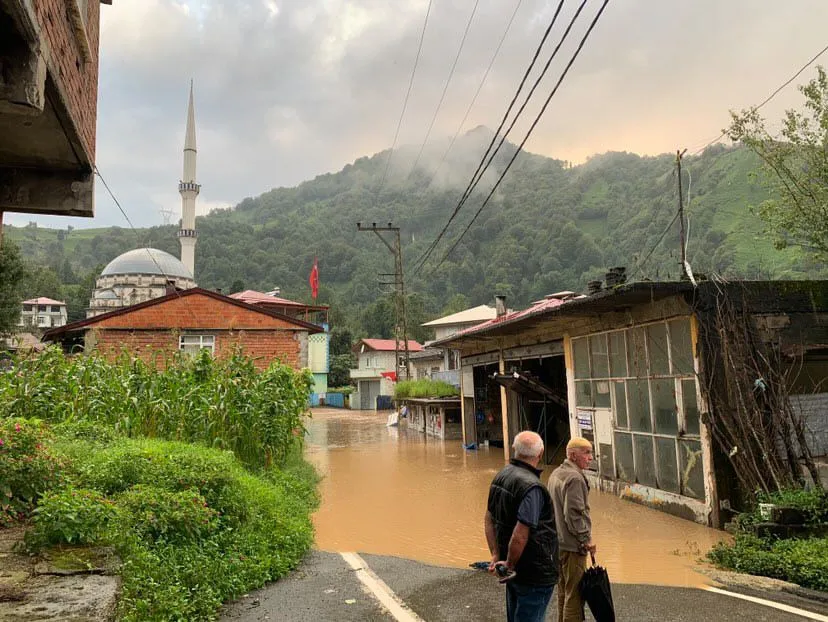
[5,131,825,337]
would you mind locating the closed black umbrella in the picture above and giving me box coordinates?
[579,553,615,622]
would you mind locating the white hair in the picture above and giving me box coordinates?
[513,431,544,459]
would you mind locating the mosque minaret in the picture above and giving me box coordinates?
[177,81,199,277]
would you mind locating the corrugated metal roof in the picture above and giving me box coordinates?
[22,297,65,305]
[422,304,497,327]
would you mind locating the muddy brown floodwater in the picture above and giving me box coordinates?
[306,408,727,587]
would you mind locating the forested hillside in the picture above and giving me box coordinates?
[6,130,824,337]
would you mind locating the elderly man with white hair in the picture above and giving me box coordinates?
[547,437,596,621]
[484,431,558,622]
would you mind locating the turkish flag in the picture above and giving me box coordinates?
[309,257,319,299]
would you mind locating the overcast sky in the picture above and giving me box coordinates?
[11,0,828,229]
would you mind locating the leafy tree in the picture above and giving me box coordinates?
[328,353,356,387]
[728,67,828,260]
[440,293,470,316]
[0,242,25,335]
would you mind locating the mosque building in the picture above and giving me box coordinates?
[88,84,200,318]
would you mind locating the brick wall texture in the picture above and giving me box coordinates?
[84,292,309,371]
[33,0,102,160]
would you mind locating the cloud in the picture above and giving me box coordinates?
[8,0,828,230]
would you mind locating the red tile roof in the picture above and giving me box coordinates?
[447,297,570,340]
[356,338,424,352]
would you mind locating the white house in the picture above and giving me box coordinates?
[19,297,68,329]
[349,338,423,410]
[421,304,499,381]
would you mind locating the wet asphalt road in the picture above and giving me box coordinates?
[220,550,828,621]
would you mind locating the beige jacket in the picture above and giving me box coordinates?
[547,459,591,553]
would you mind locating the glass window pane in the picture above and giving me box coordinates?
[682,379,701,435]
[615,432,634,482]
[594,380,611,408]
[573,338,590,379]
[656,437,680,493]
[627,379,652,432]
[589,335,609,378]
[627,327,647,377]
[613,381,628,428]
[647,323,669,375]
[633,434,657,488]
[679,440,705,500]
[652,379,678,435]
[669,318,694,375]
[575,381,592,407]
[608,331,627,377]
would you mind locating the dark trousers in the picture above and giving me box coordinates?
[505,581,554,622]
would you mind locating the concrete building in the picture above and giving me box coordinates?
[421,304,497,375]
[19,297,67,329]
[0,1,111,223]
[435,280,828,527]
[87,84,199,317]
[350,338,423,410]
[44,287,321,371]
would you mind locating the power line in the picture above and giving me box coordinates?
[425,0,524,189]
[408,0,482,177]
[431,0,611,272]
[378,0,434,192]
[690,41,828,156]
[413,0,566,273]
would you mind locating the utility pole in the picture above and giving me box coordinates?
[357,222,411,381]
[676,148,688,279]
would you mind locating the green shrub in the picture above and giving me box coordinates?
[115,486,219,544]
[734,488,828,530]
[26,487,116,548]
[709,534,828,591]
[394,378,459,399]
[0,418,63,525]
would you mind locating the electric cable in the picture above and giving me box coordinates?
[431,0,611,272]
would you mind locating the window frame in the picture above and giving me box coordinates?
[178,334,215,356]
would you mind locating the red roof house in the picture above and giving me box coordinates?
[43,288,321,371]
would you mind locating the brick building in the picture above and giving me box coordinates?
[42,288,322,371]
[1,0,111,222]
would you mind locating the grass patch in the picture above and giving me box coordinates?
[707,488,828,592]
[394,379,459,399]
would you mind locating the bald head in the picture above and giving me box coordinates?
[513,431,544,462]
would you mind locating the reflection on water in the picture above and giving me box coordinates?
[306,408,725,587]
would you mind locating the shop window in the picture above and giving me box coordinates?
[681,379,701,435]
[656,437,680,493]
[647,323,670,375]
[627,327,647,377]
[613,381,628,428]
[615,432,634,482]
[652,379,678,435]
[627,379,652,432]
[669,319,694,375]
[575,380,592,407]
[594,380,611,408]
[633,434,657,488]
[589,334,609,378]
[608,331,627,377]
[679,439,705,499]
[179,335,215,356]
[573,337,590,379]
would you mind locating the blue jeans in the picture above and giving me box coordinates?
[506,582,554,622]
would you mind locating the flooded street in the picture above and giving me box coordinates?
[306,408,726,587]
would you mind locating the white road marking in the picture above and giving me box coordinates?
[704,586,828,621]
[340,552,424,622]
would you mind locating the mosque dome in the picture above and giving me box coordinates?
[101,248,193,279]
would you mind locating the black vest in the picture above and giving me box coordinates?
[487,459,558,586]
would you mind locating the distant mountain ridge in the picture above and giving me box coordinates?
[6,132,825,335]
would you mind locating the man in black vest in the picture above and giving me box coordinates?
[485,431,558,622]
